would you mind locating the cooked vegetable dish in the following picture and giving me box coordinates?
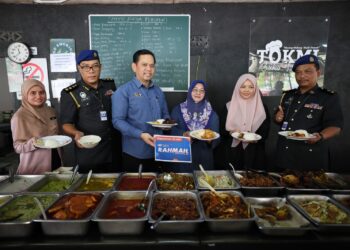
[0,195,56,222]
[298,200,350,224]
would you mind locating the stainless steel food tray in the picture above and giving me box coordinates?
[245,196,312,236]
[327,173,350,193]
[199,190,256,232]
[273,172,330,194]
[93,190,150,235]
[0,194,13,207]
[35,192,104,236]
[26,173,81,193]
[194,170,240,190]
[287,194,350,232]
[149,191,203,233]
[0,175,8,183]
[156,173,197,191]
[331,194,350,212]
[0,193,59,237]
[71,173,120,192]
[233,171,284,196]
[115,172,157,191]
[0,175,45,193]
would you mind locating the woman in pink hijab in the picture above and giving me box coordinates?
[11,79,61,174]
[225,73,270,170]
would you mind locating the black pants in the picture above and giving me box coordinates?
[51,149,61,171]
[122,153,163,172]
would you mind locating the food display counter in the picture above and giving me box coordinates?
[0,171,350,250]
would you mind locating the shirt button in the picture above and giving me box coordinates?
[285,146,289,149]
[309,149,313,152]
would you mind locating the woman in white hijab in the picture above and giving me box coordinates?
[225,73,270,170]
[11,79,61,174]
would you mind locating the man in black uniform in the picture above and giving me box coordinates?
[275,54,343,170]
[60,50,122,173]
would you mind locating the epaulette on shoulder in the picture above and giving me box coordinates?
[101,78,116,91]
[321,88,336,95]
[64,83,79,93]
[282,89,294,94]
[101,78,114,82]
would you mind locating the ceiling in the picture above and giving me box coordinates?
[0,0,341,4]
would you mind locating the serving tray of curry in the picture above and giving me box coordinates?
[199,190,256,232]
[233,170,283,196]
[35,192,103,236]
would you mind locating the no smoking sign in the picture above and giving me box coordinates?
[22,62,45,82]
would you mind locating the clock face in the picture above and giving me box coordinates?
[7,42,30,64]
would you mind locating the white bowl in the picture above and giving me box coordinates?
[78,135,101,149]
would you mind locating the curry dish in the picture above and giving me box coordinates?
[200,192,251,219]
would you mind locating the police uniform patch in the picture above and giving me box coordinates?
[80,92,87,98]
[64,83,78,92]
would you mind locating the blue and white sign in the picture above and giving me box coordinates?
[154,135,192,163]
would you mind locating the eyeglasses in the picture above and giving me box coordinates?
[79,64,101,72]
[192,88,205,94]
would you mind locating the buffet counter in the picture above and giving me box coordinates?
[1,171,350,250]
[1,222,350,250]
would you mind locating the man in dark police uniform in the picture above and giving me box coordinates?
[275,54,343,170]
[60,50,122,173]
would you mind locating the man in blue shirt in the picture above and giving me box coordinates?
[112,49,170,172]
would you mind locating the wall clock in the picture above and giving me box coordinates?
[7,42,31,64]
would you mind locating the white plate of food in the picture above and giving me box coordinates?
[147,119,177,128]
[278,130,316,141]
[189,129,220,141]
[231,132,262,142]
[34,135,72,149]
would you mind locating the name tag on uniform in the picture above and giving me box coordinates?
[281,121,288,131]
[100,111,108,121]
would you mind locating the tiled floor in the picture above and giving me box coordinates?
[0,151,18,175]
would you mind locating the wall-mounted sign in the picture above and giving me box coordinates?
[249,17,330,96]
[5,58,23,93]
[21,58,50,99]
[50,38,76,72]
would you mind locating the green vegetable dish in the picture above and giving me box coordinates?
[36,179,70,192]
[0,195,56,222]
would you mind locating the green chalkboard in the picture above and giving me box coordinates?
[89,15,190,92]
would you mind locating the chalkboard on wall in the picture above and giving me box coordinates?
[89,15,190,91]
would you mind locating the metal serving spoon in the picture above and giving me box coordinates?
[163,173,173,183]
[138,179,155,212]
[150,212,166,230]
[34,197,47,220]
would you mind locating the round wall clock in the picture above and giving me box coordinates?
[7,42,31,64]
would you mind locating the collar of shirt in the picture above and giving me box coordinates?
[296,84,319,95]
[81,80,102,92]
[133,77,154,89]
